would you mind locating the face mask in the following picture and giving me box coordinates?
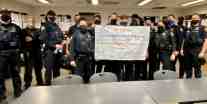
[95,20,101,25]
[1,15,11,23]
[120,22,128,26]
[146,23,151,26]
[48,17,56,22]
[168,20,176,27]
[110,19,117,25]
[158,26,165,33]
[191,20,199,25]
[79,26,88,33]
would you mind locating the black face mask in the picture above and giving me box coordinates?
[191,20,199,26]
[158,26,165,33]
[120,22,128,26]
[1,15,11,22]
[110,19,117,25]
[48,17,56,22]
[79,26,88,34]
[178,21,183,26]
[95,20,101,25]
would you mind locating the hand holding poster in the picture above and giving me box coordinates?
[95,25,150,61]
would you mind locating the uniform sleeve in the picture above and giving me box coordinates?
[170,31,177,52]
[174,27,182,50]
[15,25,24,50]
[69,33,76,60]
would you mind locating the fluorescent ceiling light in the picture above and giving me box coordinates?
[138,0,152,6]
[181,0,205,7]
[37,0,50,4]
[91,0,99,5]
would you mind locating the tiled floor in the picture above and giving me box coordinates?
[4,68,70,104]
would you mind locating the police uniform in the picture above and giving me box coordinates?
[70,28,94,83]
[183,25,206,78]
[40,21,64,85]
[157,29,177,71]
[22,28,43,88]
[0,22,22,98]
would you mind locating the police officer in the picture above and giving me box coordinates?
[39,10,64,85]
[0,9,22,100]
[167,15,178,71]
[156,21,177,71]
[70,18,94,83]
[175,16,186,78]
[22,26,43,89]
[183,14,207,79]
[68,14,80,36]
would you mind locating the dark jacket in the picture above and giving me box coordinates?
[0,22,22,50]
[70,28,94,58]
[68,24,78,36]
[39,21,64,50]
[155,30,177,52]
[184,25,206,49]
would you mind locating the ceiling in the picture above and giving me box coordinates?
[16,0,207,9]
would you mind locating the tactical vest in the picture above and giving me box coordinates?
[76,30,93,54]
[0,23,20,50]
[184,26,205,48]
[157,31,174,51]
[44,22,63,48]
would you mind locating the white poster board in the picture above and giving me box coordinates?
[95,25,150,61]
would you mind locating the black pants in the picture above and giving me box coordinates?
[135,61,147,80]
[96,61,104,73]
[75,55,93,83]
[149,50,159,80]
[184,50,202,79]
[0,50,22,97]
[103,61,122,81]
[177,54,185,78]
[160,51,175,71]
[44,50,62,85]
[125,61,147,81]
[125,62,134,81]
[24,48,43,87]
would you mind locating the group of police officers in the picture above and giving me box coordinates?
[0,9,207,102]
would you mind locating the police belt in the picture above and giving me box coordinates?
[159,47,172,52]
[76,52,93,57]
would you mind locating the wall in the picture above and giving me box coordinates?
[0,0,183,25]
[0,0,33,13]
[32,5,182,25]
